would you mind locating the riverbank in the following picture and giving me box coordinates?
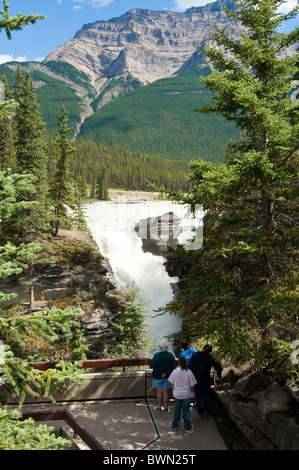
[108,189,165,202]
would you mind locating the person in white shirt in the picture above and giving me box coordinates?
[168,356,197,431]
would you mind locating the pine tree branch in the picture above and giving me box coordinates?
[0,0,45,40]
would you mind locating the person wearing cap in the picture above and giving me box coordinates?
[149,339,176,412]
[189,344,222,418]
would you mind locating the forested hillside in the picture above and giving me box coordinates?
[0,61,89,137]
[0,61,239,162]
[71,139,191,194]
[0,65,191,198]
[78,65,240,162]
[163,0,299,382]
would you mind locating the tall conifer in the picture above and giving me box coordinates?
[49,105,75,236]
[164,0,299,378]
[0,2,85,451]
[0,75,14,171]
[15,71,47,182]
[13,70,48,238]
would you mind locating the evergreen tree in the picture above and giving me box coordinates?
[164,0,299,379]
[0,408,71,450]
[13,70,48,238]
[48,106,76,236]
[0,170,87,447]
[0,3,85,451]
[15,71,47,182]
[95,167,109,200]
[69,138,190,195]
[13,65,24,102]
[73,172,88,231]
[112,284,151,357]
[0,168,37,244]
[0,0,45,40]
[0,75,14,171]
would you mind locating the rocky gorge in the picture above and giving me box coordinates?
[1,213,298,449]
[215,369,299,450]
[136,213,299,450]
[0,229,127,359]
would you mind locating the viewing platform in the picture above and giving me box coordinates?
[18,399,227,451]
[4,358,228,451]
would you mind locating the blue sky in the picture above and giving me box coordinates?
[0,0,297,64]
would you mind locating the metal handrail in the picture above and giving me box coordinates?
[217,379,272,450]
[27,358,274,449]
[142,370,161,450]
[26,359,161,451]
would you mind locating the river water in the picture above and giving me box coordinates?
[84,198,202,353]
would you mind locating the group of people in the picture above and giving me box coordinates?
[149,340,222,432]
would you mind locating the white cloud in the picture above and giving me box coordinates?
[278,0,298,14]
[0,55,44,64]
[172,0,299,14]
[0,54,28,64]
[171,0,211,11]
[72,0,114,9]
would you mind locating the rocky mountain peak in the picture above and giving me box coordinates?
[44,0,244,87]
[185,0,236,14]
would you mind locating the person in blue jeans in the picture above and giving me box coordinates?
[189,344,222,418]
[168,357,197,431]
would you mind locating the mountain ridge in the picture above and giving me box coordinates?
[44,0,243,88]
[1,1,296,161]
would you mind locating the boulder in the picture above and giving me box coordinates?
[215,372,299,450]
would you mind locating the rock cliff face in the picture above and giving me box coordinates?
[135,211,182,256]
[0,230,127,358]
[44,0,244,88]
[216,371,299,450]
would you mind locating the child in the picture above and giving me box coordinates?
[168,356,197,431]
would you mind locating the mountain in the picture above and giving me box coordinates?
[78,64,240,162]
[1,0,286,161]
[45,0,242,86]
[0,60,93,137]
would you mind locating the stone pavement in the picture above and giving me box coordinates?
[18,398,227,451]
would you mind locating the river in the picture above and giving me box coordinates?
[84,196,202,353]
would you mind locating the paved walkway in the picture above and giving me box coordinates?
[18,399,227,451]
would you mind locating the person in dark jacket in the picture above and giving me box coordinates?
[149,339,176,411]
[189,344,222,418]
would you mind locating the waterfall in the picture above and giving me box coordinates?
[84,198,202,353]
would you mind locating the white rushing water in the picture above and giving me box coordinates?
[84,199,202,353]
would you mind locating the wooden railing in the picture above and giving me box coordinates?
[29,357,152,371]
[21,358,154,450]
[20,408,105,450]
